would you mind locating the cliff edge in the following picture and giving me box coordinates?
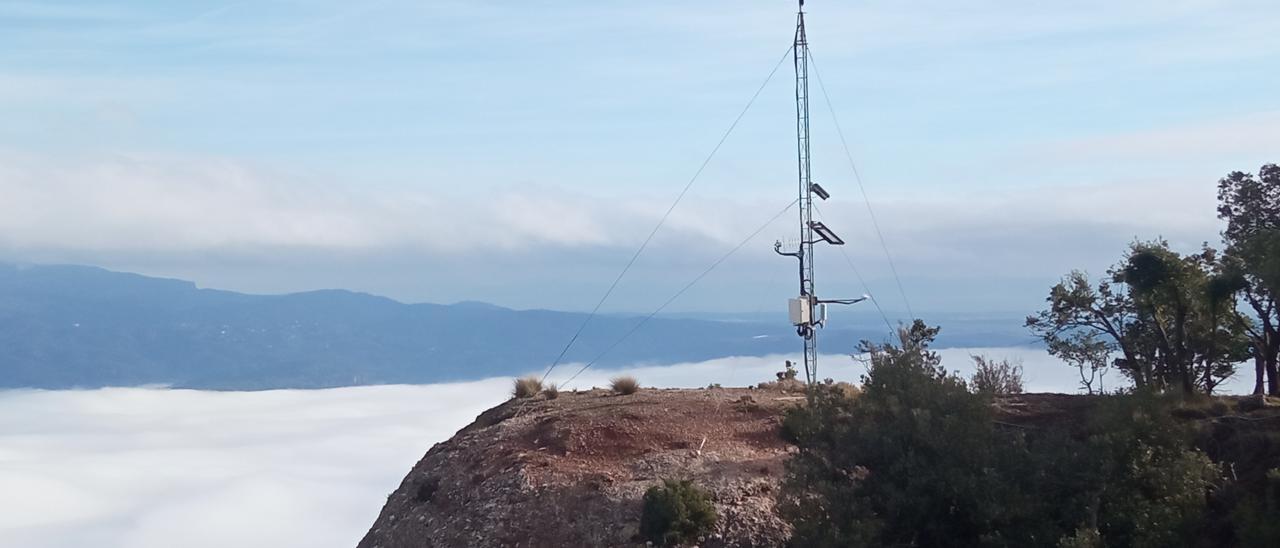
[358,387,799,548]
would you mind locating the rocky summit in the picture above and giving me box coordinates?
[358,387,802,548]
[359,387,1280,548]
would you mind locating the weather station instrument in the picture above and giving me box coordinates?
[774,0,869,386]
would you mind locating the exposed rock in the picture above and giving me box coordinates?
[358,388,797,548]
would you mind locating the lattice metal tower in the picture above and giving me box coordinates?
[776,0,863,386]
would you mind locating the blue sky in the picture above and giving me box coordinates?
[1,0,1277,316]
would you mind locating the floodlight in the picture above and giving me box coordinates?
[810,182,830,200]
[809,221,845,245]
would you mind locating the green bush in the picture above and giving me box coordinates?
[779,381,858,445]
[1234,468,1280,547]
[1079,393,1220,547]
[780,321,1222,548]
[640,478,717,546]
[781,321,1040,546]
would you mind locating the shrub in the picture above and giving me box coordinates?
[1233,468,1280,546]
[780,381,858,444]
[610,375,640,395]
[512,376,542,398]
[831,380,860,399]
[414,477,440,504]
[970,355,1024,395]
[780,321,1220,547]
[781,321,1035,546]
[1082,393,1220,547]
[640,478,717,546]
[542,383,559,400]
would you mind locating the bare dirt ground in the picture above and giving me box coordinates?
[357,386,802,548]
[357,388,1280,548]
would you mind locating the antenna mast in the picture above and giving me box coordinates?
[776,0,865,386]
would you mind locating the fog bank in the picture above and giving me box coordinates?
[0,348,1254,547]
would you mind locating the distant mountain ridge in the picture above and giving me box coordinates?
[0,263,1033,390]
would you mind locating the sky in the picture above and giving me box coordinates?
[1,0,1278,316]
[9,347,1255,548]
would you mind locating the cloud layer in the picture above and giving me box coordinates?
[3,1,1277,313]
[0,143,1248,314]
[0,348,1258,548]
[0,380,512,548]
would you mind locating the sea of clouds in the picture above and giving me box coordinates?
[0,348,1255,548]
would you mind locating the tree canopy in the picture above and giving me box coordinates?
[1217,164,1280,395]
[1027,241,1249,395]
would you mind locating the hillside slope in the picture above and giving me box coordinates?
[360,389,1280,547]
[359,388,798,548]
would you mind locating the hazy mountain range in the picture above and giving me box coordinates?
[0,263,1035,390]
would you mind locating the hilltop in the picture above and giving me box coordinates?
[358,387,796,547]
[355,388,1258,548]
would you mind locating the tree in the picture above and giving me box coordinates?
[1050,331,1111,394]
[1218,164,1280,395]
[1029,241,1249,395]
[1116,242,1249,395]
[1026,270,1151,389]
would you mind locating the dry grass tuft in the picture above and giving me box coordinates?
[757,378,806,392]
[831,381,861,399]
[542,383,560,400]
[610,375,640,395]
[512,376,543,398]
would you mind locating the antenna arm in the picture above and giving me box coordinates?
[816,296,870,306]
[773,240,802,258]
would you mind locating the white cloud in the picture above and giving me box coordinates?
[0,151,813,259]
[1030,112,1280,166]
[0,349,1259,548]
[0,147,1227,258]
[0,380,513,548]
[0,153,643,254]
[0,143,1240,312]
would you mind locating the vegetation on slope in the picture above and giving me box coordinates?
[640,478,718,546]
[780,320,1279,547]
